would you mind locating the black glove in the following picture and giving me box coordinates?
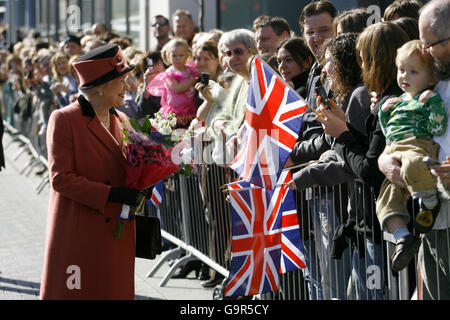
[142,186,154,199]
[331,224,348,260]
[331,219,356,260]
[108,187,144,207]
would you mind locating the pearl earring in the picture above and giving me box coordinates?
[98,91,103,96]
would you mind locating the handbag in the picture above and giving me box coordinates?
[135,214,162,260]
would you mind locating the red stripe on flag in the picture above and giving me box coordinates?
[279,104,307,122]
[282,241,306,269]
[225,254,252,296]
[255,58,266,98]
[282,213,299,228]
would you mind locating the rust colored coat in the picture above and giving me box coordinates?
[40,96,135,300]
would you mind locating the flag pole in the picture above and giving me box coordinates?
[223,186,262,193]
[220,180,246,189]
[283,160,320,171]
[222,183,290,193]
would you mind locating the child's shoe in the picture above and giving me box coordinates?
[391,234,421,272]
[414,198,441,233]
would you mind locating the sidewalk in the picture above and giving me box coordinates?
[0,131,215,300]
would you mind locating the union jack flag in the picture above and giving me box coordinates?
[224,171,305,297]
[230,56,307,190]
[147,181,164,207]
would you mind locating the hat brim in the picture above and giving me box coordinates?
[79,64,135,90]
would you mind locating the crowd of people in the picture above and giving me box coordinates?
[0,0,449,300]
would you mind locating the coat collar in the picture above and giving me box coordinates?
[291,70,309,91]
[78,94,119,118]
[77,94,127,164]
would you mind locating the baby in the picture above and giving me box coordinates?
[377,40,447,272]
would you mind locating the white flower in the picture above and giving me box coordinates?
[159,125,172,135]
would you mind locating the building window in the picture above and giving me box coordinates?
[95,0,106,24]
[81,0,93,30]
[111,0,126,35]
[128,0,140,48]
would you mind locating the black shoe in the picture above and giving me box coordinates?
[391,234,421,272]
[201,276,225,288]
[197,264,210,281]
[35,167,46,176]
[172,260,202,279]
[414,198,441,234]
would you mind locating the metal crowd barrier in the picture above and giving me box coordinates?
[146,165,235,288]
[2,86,50,194]
[147,163,448,301]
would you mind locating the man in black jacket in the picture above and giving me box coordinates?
[287,1,342,300]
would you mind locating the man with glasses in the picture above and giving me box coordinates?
[378,0,450,300]
[417,0,450,300]
[151,15,171,53]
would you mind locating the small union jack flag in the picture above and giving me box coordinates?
[230,56,307,190]
[147,181,164,207]
[224,171,305,297]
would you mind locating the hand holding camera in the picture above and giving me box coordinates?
[199,72,210,86]
[194,72,214,103]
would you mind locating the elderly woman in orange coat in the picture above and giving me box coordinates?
[40,44,146,300]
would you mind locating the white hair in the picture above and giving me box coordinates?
[218,29,257,52]
[420,0,450,39]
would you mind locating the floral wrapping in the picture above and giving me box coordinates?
[114,112,195,239]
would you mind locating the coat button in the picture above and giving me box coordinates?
[105,218,112,223]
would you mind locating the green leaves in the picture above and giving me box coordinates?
[129,117,143,133]
[128,116,152,138]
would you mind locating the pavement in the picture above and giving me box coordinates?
[0,130,216,300]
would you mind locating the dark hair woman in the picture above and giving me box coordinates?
[315,22,411,276]
[276,37,314,98]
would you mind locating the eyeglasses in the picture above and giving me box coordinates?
[224,47,245,57]
[152,22,168,27]
[422,37,450,50]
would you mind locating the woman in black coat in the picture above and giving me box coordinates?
[317,22,409,197]
[315,22,410,296]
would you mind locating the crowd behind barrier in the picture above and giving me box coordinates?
[1,0,449,300]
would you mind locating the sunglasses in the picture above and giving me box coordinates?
[152,22,168,27]
[224,47,245,57]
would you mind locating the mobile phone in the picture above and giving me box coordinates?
[316,83,330,109]
[423,156,440,167]
[200,72,210,85]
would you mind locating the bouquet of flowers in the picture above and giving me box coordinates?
[114,111,195,239]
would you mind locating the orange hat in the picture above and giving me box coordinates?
[73,44,134,89]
